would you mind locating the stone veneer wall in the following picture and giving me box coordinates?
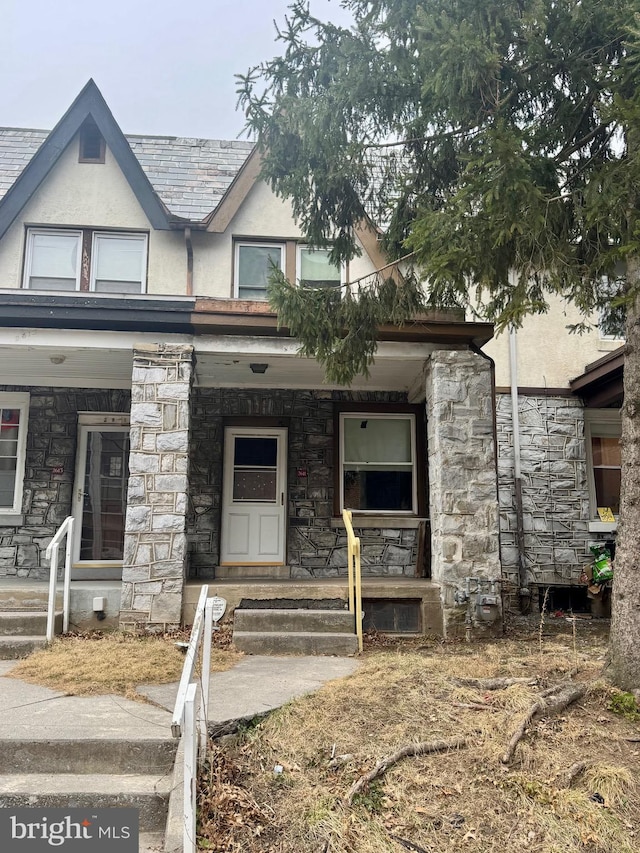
[496,393,595,590]
[0,386,130,579]
[187,388,421,579]
[424,350,501,636]
[119,344,194,630]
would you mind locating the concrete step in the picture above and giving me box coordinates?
[0,738,178,775]
[0,585,61,611]
[0,635,47,659]
[0,610,62,636]
[233,630,359,656]
[215,565,290,580]
[234,608,355,634]
[0,773,171,831]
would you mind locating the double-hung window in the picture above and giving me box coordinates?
[585,410,621,524]
[298,246,342,289]
[234,242,284,300]
[24,229,147,294]
[339,413,417,513]
[0,393,29,516]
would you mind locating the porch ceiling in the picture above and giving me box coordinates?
[0,328,438,396]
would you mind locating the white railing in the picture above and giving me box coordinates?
[45,515,75,644]
[343,509,364,653]
[171,585,215,853]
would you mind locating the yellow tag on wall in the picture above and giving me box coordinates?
[597,507,616,523]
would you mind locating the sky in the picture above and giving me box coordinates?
[1,0,353,140]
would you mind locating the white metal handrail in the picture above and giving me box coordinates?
[45,515,74,644]
[343,509,364,653]
[172,584,215,853]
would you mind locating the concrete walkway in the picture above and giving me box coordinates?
[0,655,360,852]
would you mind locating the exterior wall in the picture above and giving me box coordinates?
[187,388,421,578]
[483,302,622,388]
[424,350,502,636]
[0,133,186,295]
[496,393,603,591]
[0,386,130,579]
[192,180,379,298]
[120,344,194,630]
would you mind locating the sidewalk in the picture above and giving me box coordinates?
[0,654,360,852]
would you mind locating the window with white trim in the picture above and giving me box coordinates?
[340,413,417,513]
[0,393,29,514]
[298,246,342,289]
[234,242,284,300]
[24,229,147,294]
[585,410,621,518]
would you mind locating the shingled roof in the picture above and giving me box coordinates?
[0,126,254,222]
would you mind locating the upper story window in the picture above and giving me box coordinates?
[234,242,284,300]
[298,246,342,289]
[0,393,30,515]
[23,229,147,294]
[585,410,621,521]
[339,412,418,513]
[79,120,106,163]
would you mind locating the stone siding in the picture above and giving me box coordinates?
[424,350,501,636]
[120,345,194,630]
[0,386,130,579]
[496,393,595,589]
[187,388,421,579]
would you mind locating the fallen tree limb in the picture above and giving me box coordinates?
[389,834,429,853]
[453,677,537,690]
[502,683,587,764]
[345,736,469,805]
[562,760,591,788]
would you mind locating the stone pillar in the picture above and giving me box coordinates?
[119,343,194,631]
[424,349,502,637]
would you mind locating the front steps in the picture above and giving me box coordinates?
[0,737,176,831]
[233,601,359,655]
[0,584,62,659]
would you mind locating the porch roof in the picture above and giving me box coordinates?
[570,345,624,408]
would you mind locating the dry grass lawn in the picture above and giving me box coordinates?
[7,626,242,700]
[198,622,640,853]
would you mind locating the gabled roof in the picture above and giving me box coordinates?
[0,80,180,237]
[0,81,256,228]
[570,345,624,408]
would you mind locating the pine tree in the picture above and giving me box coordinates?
[238,0,640,688]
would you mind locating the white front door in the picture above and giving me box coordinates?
[220,427,287,564]
[72,422,130,572]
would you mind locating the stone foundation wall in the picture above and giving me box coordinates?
[496,394,595,589]
[187,388,421,579]
[0,386,130,579]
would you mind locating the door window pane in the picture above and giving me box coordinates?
[232,436,278,502]
[80,430,130,561]
[237,244,284,300]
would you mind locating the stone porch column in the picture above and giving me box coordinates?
[424,349,502,637]
[119,343,194,631]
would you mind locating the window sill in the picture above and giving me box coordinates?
[0,513,24,526]
[588,521,617,533]
[331,516,427,529]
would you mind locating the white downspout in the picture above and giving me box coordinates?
[509,327,529,607]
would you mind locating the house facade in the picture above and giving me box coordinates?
[0,82,503,637]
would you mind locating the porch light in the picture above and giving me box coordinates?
[249,363,269,374]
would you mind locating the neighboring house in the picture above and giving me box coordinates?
[483,304,623,610]
[0,81,501,638]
